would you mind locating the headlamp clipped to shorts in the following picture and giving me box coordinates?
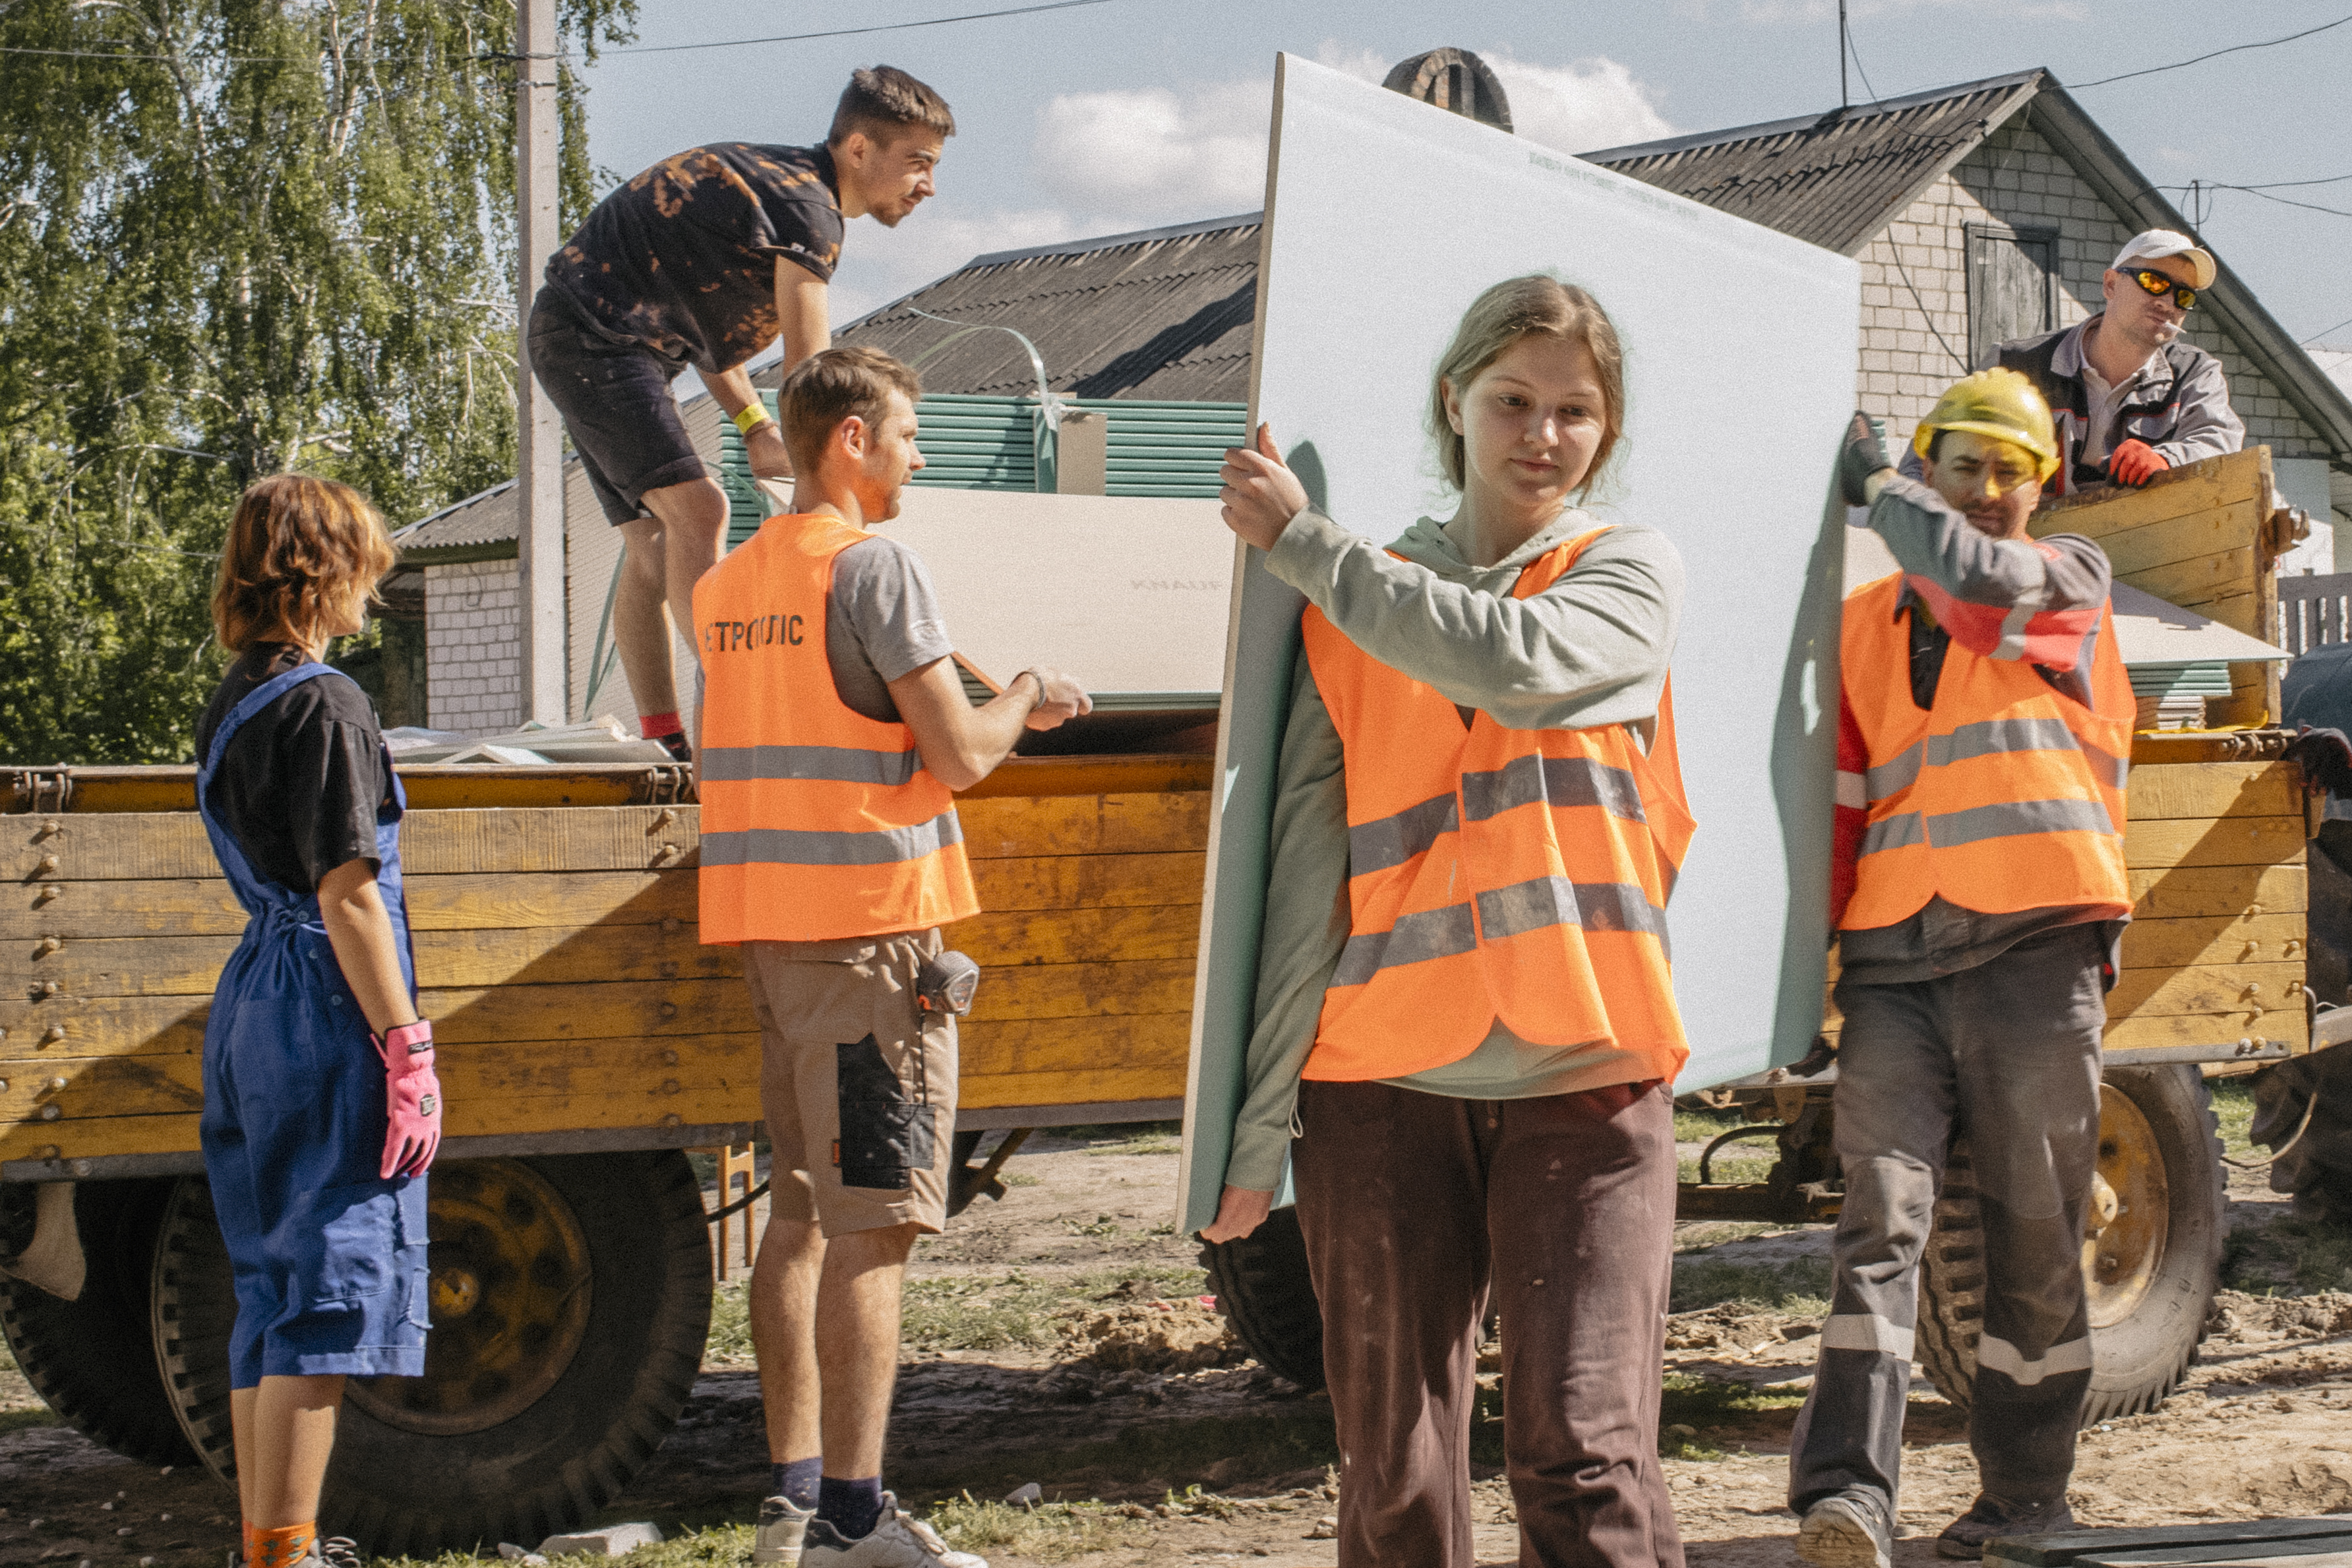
[917,950,982,1016]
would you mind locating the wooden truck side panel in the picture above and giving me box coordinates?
[3,776,1208,1176]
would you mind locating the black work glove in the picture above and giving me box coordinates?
[1838,411,1895,508]
[2285,727,2352,797]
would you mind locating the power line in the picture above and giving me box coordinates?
[2068,11,2352,90]
[0,0,1122,65]
[602,0,1115,54]
[2303,313,2352,347]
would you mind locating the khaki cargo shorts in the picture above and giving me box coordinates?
[743,929,957,1236]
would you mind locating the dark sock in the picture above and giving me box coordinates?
[772,1457,822,1510]
[817,1476,886,1540]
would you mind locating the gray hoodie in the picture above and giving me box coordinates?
[1221,506,1685,1191]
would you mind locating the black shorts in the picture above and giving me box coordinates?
[525,286,710,526]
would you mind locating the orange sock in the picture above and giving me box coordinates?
[241,1522,256,1564]
[251,1523,316,1568]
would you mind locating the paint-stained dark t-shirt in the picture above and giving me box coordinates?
[195,646,393,897]
[544,142,845,374]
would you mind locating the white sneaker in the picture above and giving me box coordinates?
[753,1495,817,1565]
[800,1493,986,1568]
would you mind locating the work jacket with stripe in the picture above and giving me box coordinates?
[1300,526,1695,1085]
[1836,569,2133,932]
[694,513,980,944]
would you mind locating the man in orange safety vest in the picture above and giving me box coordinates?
[1791,371,2134,1568]
[694,344,1089,1568]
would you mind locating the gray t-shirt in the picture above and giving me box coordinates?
[826,535,955,720]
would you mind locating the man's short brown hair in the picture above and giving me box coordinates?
[211,474,396,654]
[828,66,955,147]
[779,346,924,475]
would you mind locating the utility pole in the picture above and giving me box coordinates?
[516,0,565,724]
[1838,0,1850,109]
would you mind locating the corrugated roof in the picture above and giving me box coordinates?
[390,479,518,562]
[1584,70,2043,255]
[829,215,1261,402]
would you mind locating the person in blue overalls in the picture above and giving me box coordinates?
[195,474,443,1568]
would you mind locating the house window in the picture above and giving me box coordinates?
[1966,224,2057,365]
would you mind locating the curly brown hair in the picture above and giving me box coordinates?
[210,474,396,654]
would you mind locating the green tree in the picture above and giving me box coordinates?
[0,0,632,764]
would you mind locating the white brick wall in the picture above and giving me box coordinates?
[425,558,524,735]
[1858,121,2330,463]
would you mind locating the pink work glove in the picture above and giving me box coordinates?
[2107,438,2169,487]
[373,1019,442,1178]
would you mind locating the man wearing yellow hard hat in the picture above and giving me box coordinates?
[1790,370,2136,1568]
[1931,229,2242,494]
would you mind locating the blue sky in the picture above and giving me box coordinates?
[574,0,2352,346]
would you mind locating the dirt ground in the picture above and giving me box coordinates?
[6,1118,2352,1568]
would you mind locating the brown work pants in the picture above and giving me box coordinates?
[1292,1077,1685,1568]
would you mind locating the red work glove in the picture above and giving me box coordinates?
[2106,438,2169,487]
[373,1019,442,1178]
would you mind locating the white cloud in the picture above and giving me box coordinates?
[828,206,1087,324]
[1482,49,1675,154]
[1030,80,1273,224]
[1312,41,1389,83]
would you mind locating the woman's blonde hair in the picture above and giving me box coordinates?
[1429,275,1627,494]
[211,474,395,654]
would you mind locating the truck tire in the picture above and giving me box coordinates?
[0,1178,196,1465]
[1199,1204,1325,1391]
[1917,1066,2224,1424]
[152,1153,713,1554]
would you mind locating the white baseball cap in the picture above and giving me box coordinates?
[2112,229,2216,290]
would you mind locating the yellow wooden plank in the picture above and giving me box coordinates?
[2124,815,2305,870]
[2119,913,2308,970]
[11,812,214,883]
[406,870,692,930]
[2130,863,2307,918]
[0,995,204,1060]
[2030,452,2264,536]
[969,853,1207,913]
[959,1012,1190,1077]
[950,906,1199,967]
[2107,961,2303,1019]
[3,878,247,940]
[2104,1006,2307,1054]
[2069,501,2262,578]
[957,793,1211,859]
[2115,546,2256,612]
[958,1063,1190,1110]
[400,807,698,875]
[957,754,1213,800]
[2126,762,2299,822]
[0,1111,198,1166]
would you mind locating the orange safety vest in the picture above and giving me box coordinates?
[1838,572,2132,930]
[1300,526,1695,1084]
[694,513,980,944]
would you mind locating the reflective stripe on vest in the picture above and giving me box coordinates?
[1839,571,2132,930]
[693,513,980,944]
[1300,526,1694,1084]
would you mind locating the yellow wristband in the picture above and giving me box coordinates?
[733,404,773,437]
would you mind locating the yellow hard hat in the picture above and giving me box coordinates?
[1910,367,2060,482]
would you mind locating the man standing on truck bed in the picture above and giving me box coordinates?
[1792,371,2135,1568]
[695,345,1089,1568]
[527,66,953,760]
[1902,230,2241,497]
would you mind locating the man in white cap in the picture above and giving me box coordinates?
[1978,229,2243,494]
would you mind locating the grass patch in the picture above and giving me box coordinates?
[371,1524,757,1568]
[1676,1154,1777,1185]
[1674,1102,1751,1144]
[0,1405,58,1436]
[2213,1077,2259,1160]
[1657,1372,1807,1458]
[1674,1221,1776,1253]
[903,1265,1207,1352]
[2223,1211,2352,1294]
[1003,1170,1041,1188]
[928,1496,1153,1561]
[897,1406,1344,1498]
[707,1279,754,1364]
[1670,1255,1832,1315]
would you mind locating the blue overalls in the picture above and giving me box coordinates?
[197,662,429,1385]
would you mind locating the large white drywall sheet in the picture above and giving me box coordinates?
[882,489,1232,692]
[1180,58,1859,1228]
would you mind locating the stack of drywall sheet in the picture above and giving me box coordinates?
[1984,1517,2352,1568]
